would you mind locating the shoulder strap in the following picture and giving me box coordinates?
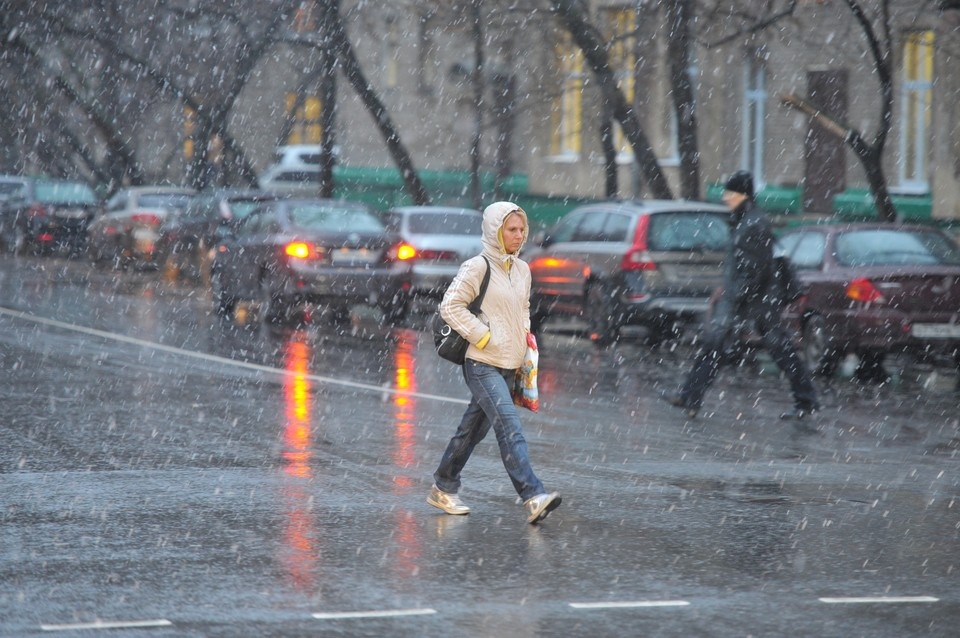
[467,257,491,313]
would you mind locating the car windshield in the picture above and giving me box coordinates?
[648,212,729,251]
[408,212,479,235]
[228,201,265,219]
[288,204,384,232]
[139,193,194,210]
[35,182,97,204]
[834,229,960,266]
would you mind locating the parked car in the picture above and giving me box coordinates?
[0,177,101,255]
[525,200,731,346]
[87,186,196,268]
[0,174,29,205]
[155,189,279,282]
[777,223,960,378]
[381,206,483,299]
[211,198,414,324]
[257,144,339,195]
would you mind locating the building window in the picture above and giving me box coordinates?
[899,30,934,192]
[416,13,436,95]
[604,8,636,160]
[551,35,584,158]
[285,94,322,144]
[183,105,196,159]
[742,51,766,188]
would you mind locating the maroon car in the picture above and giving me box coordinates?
[777,223,960,379]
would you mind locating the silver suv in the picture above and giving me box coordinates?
[526,200,730,346]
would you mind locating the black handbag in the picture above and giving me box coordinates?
[433,257,491,365]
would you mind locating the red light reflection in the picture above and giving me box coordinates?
[279,332,317,593]
[390,331,422,578]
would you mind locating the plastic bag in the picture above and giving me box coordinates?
[512,332,539,412]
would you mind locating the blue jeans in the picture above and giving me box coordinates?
[433,360,545,501]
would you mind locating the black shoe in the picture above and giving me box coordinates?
[661,391,699,419]
[780,406,819,420]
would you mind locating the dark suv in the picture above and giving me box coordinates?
[526,200,730,346]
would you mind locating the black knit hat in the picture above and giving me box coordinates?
[724,170,754,199]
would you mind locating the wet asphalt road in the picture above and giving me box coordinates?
[0,254,958,637]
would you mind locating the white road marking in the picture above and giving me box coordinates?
[570,600,691,609]
[0,307,468,405]
[312,608,437,620]
[819,596,939,604]
[41,619,173,631]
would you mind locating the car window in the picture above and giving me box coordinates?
[601,213,632,242]
[548,211,585,243]
[408,212,479,235]
[835,229,960,267]
[0,181,26,197]
[35,182,97,205]
[228,200,265,220]
[647,212,729,251]
[288,204,383,232]
[236,211,270,238]
[785,232,826,269]
[138,193,194,210]
[571,212,609,242]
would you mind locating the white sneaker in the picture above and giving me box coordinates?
[524,492,562,524]
[427,485,470,515]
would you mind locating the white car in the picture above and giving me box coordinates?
[381,206,484,299]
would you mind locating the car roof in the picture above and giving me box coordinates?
[781,222,951,234]
[568,199,729,215]
[387,206,481,215]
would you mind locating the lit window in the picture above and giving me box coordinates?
[551,34,583,157]
[899,30,933,192]
[604,8,636,159]
[284,94,323,145]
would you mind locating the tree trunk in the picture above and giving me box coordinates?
[549,0,673,200]
[600,111,618,198]
[329,7,430,205]
[665,0,701,200]
[469,0,484,211]
[317,0,338,199]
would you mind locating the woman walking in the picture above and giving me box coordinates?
[427,202,561,524]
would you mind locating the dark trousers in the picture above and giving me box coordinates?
[679,309,818,411]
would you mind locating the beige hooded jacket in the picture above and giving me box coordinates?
[439,201,531,370]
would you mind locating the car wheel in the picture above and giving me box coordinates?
[585,281,619,348]
[211,268,237,317]
[802,314,841,377]
[259,281,290,325]
[381,291,410,326]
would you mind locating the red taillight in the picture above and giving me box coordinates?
[131,212,162,226]
[395,243,417,261]
[386,242,417,262]
[285,241,321,260]
[846,277,884,303]
[620,214,657,271]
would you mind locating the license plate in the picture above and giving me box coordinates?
[330,248,376,265]
[911,323,960,339]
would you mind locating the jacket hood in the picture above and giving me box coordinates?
[481,201,528,264]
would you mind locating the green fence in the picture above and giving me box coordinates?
[332,167,939,229]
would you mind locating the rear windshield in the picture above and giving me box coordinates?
[288,204,384,233]
[35,181,97,205]
[648,212,729,251]
[139,193,194,210]
[228,201,264,219]
[408,212,480,235]
[834,229,960,267]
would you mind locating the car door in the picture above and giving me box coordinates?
[528,209,602,315]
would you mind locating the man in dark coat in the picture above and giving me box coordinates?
[663,170,819,420]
